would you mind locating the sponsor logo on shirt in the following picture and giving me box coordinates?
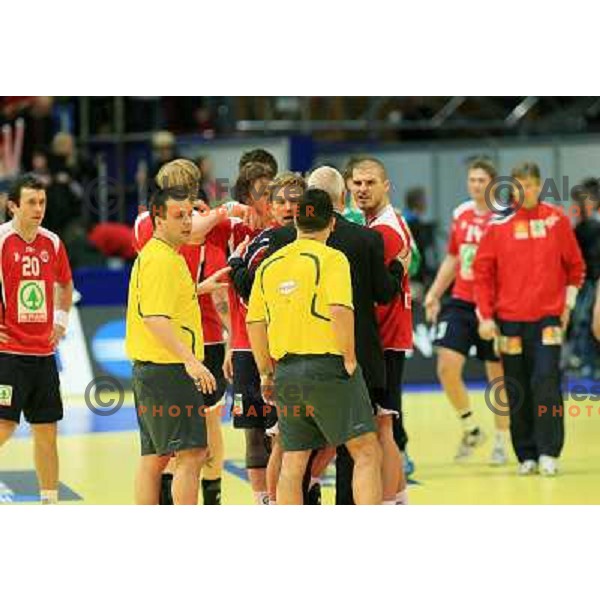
[514,221,529,240]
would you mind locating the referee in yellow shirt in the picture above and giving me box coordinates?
[126,187,216,505]
[247,188,382,504]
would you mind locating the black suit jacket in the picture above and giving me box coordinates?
[263,214,402,390]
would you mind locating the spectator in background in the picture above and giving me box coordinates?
[404,186,427,224]
[31,147,52,187]
[570,177,600,377]
[194,155,216,204]
[149,130,177,183]
[21,97,55,171]
[404,186,437,289]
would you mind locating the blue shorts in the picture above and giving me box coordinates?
[433,298,499,363]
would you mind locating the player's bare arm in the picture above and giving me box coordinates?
[424,254,458,323]
[50,280,74,346]
[329,304,357,375]
[143,316,216,394]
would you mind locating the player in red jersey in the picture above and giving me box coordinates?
[0,174,73,504]
[424,159,510,464]
[351,157,413,505]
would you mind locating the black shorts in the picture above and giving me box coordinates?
[132,361,208,456]
[0,353,63,424]
[369,351,406,416]
[203,343,227,407]
[232,350,277,430]
[433,298,499,362]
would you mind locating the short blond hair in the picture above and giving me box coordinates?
[155,159,200,199]
[269,171,306,200]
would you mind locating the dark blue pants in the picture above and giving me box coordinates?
[498,316,565,462]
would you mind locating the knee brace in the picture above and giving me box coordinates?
[244,428,270,469]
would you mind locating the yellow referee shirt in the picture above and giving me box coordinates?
[125,238,204,363]
[246,238,353,359]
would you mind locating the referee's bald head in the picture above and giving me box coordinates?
[295,188,334,233]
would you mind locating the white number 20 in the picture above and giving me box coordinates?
[22,256,40,277]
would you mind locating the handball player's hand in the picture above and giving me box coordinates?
[223,348,234,383]
[197,266,231,295]
[344,358,358,377]
[0,324,10,344]
[230,236,250,260]
[260,373,275,405]
[49,324,66,347]
[185,358,216,395]
[478,319,498,341]
[424,292,441,324]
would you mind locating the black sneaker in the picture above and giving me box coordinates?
[305,482,322,505]
[202,478,222,505]
[159,473,173,505]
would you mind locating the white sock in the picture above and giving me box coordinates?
[395,490,409,505]
[309,477,320,490]
[40,490,58,504]
[382,500,396,505]
[495,430,509,446]
[254,491,270,505]
[459,409,477,433]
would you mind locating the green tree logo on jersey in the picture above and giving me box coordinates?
[20,282,44,311]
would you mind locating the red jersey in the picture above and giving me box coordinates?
[447,200,494,304]
[207,219,259,351]
[0,222,72,356]
[474,202,586,322]
[367,204,413,351]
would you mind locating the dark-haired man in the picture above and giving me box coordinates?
[247,188,382,504]
[238,148,278,176]
[0,174,74,504]
[126,187,217,504]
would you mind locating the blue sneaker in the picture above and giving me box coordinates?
[403,452,415,477]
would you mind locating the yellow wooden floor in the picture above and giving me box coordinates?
[1,390,599,504]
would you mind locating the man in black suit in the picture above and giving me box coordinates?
[261,166,402,504]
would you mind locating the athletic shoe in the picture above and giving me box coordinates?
[305,482,322,505]
[454,427,486,461]
[489,443,508,466]
[517,460,538,475]
[539,455,558,477]
[159,473,174,505]
[403,452,415,477]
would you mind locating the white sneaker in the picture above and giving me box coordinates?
[517,460,538,475]
[539,455,558,477]
[489,444,508,466]
[454,427,486,461]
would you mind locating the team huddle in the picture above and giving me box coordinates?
[0,150,595,504]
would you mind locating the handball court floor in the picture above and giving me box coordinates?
[1,385,600,504]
